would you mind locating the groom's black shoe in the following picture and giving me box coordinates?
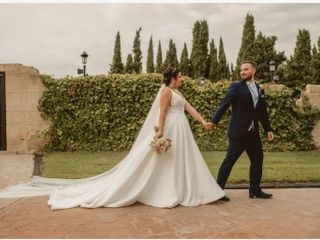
[249,190,273,199]
[219,195,230,201]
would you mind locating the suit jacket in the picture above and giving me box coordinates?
[211,80,272,138]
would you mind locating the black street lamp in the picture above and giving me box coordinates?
[77,51,89,76]
[269,60,276,83]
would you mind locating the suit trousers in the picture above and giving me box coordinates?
[217,129,263,193]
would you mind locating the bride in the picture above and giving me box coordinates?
[0,67,225,210]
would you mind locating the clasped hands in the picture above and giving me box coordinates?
[200,120,216,131]
[200,120,275,142]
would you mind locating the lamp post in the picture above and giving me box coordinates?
[77,51,89,76]
[269,60,276,83]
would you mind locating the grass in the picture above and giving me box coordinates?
[41,151,320,183]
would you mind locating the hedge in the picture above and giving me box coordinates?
[38,74,320,152]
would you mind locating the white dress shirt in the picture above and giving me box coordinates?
[247,81,259,131]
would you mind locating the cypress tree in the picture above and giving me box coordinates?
[284,29,312,87]
[252,32,286,83]
[132,27,142,73]
[230,63,235,81]
[235,13,256,77]
[109,31,123,73]
[163,39,179,70]
[217,37,229,80]
[311,37,320,84]
[226,62,231,79]
[125,54,134,74]
[190,20,209,78]
[155,40,163,73]
[180,43,190,76]
[190,21,200,78]
[208,39,219,81]
[146,36,154,73]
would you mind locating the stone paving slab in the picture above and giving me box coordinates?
[0,153,34,189]
[0,153,34,210]
[0,188,319,238]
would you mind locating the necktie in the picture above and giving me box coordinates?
[248,83,258,108]
[248,83,258,131]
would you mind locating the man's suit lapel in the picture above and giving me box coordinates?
[241,80,255,110]
[256,83,263,107]
[255,83,261,96]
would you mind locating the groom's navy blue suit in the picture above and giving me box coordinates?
[211,80,272,193]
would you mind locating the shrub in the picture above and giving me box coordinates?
[39,74,320,152]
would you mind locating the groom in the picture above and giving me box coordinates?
[207,60,274,201]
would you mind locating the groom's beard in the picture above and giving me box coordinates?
[241,74,254,81]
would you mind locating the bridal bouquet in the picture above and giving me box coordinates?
[150,126,172,154]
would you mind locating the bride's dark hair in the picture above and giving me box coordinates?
[162,67,180,86]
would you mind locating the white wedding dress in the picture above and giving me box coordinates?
[0,85,225,210]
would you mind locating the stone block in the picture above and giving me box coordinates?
[306,84,320,93]
[305,93,320,109]
[6,125,20,140]
[5,73,30,93]
[0,64,23,73]
[5,140,13,153]
[7,138,27,154]
[6,111,27,125]
[21,93,39,111]
[1,64,39,75]
[19,129,30,141]
[6,93,21,111]
[26,75,44,93]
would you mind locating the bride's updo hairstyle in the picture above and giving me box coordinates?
[162,67,180,86]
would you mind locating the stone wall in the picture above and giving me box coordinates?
[0,64,49,153]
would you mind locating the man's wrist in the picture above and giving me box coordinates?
[211,120,217,125]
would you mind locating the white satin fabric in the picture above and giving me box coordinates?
[0,85,225,210]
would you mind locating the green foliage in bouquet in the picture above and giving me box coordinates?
[39,74,319,152]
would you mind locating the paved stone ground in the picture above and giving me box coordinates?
[0,153,34,189]
[0,153,34,209]
[0,153,319,238]
[0,189,319,238]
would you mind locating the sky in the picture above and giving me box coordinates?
[0,2,320,78]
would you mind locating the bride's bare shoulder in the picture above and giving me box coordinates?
[161,87,172,96]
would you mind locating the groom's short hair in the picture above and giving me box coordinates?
[241,60,256,68]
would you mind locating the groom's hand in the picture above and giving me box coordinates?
[205,122,216,130]
[267,131,274,141]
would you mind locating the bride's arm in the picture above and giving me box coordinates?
[184,101,207,127]
[157,88,172,137]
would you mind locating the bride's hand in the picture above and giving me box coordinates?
[155,130,163,139]
[201,120,208,128]
[201,121,215,130]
